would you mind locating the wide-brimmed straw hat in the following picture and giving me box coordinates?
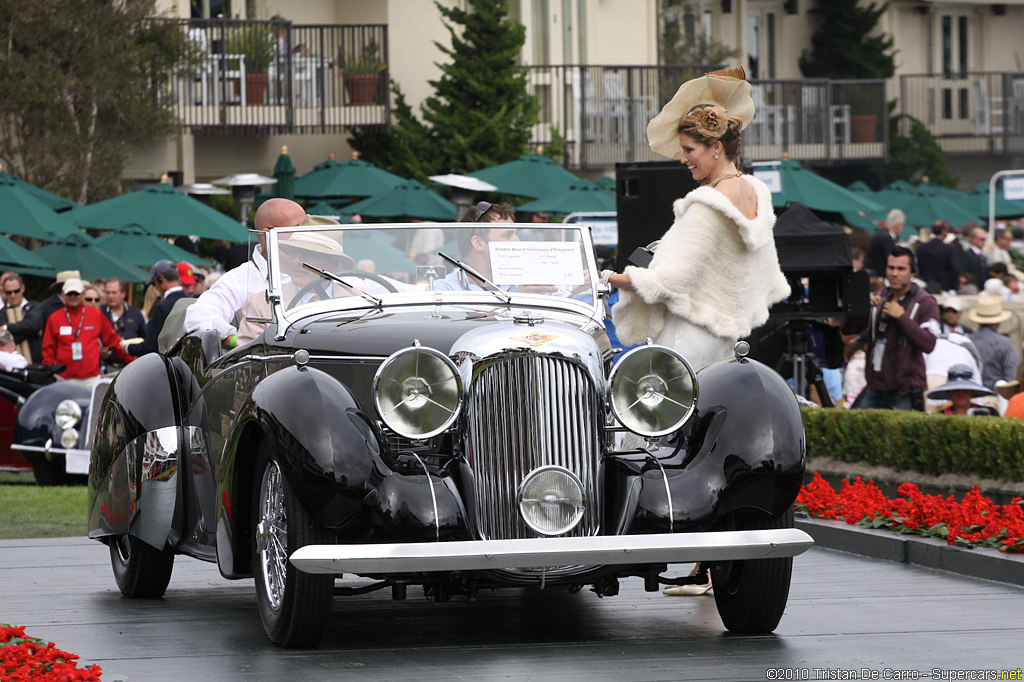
[50,269,81,291]
[927,364,994,400]
[647,66,755,160]
[281,230,355,270]
[995,379,1020,400]
[968,296,1012,325]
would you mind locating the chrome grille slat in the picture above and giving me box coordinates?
[467,354,600,540]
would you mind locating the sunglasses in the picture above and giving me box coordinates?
[65,292,82,297]
[473,201,494,222]
[3,287,21,295]
[941,307,959,313]
[84,297,100,302]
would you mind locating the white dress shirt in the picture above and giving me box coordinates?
[184,247,268,339]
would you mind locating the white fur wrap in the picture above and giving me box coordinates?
[613,175,790,344]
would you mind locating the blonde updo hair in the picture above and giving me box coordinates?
[676,104,743,166]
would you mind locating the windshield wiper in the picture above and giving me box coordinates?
[437,251,512,304]
[301,263,382,308]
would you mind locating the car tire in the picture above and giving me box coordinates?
[109,534,175,598]
[31,454,72,486]
[711,506,794,634]
[252,441,334,648]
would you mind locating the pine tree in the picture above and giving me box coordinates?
[799,0,895,79]
[350,0,539,181]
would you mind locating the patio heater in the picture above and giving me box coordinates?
[212,173,277,225]
[179,182,232,206]
[428,174,498,207]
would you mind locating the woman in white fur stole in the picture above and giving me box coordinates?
[601,66,789,372]
[599,67,790,598]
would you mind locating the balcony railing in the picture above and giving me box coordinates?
[169,19,389,134]
[527,65,888,170]
[899,71,1024,156]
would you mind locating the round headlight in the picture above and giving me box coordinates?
[54,400,82,430]
[60,428,79,449]
[518,466,586,536]
[373,345,463,439]
[609,343,697,437]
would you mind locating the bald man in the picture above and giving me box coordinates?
[184,198,306,346]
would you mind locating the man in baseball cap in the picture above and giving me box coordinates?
[178,262,198,296]
[41,277,129,379]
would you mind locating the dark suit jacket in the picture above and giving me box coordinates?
[5,293,64,364]
[127,290,190,356]
[867,229,896,277]
[958,247,989,289]
[916,238,960,292]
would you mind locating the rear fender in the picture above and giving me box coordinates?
[88,353,184,551]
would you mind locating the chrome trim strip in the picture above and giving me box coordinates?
[10,444,89,458]
[290,528,814,575]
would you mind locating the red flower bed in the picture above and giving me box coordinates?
[1,624,102,681]
[796,472,1024,554]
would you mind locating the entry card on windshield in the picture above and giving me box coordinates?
[489,241,584,285]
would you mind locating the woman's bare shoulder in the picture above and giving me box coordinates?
[714,176,757,220]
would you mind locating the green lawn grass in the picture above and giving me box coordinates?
[0,471,88,539]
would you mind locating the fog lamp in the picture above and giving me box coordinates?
[518,466,585,536]
[373,345,463,439]
[60,428,79,449]
[609,343,697,437]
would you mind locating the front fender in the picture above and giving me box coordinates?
[15,381,91,447]
[616,356,804,533]
[229,365,378,531]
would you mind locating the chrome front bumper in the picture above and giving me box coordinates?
[289,528,813,575]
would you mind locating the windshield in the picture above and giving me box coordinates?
[258,223,601,319]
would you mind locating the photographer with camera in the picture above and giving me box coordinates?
[857,246,939,411]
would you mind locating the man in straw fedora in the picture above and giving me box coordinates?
[968,296,1018,392]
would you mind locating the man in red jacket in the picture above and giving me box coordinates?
[42,277,130,379]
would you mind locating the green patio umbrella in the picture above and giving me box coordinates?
[752,160,885,215]
[874,182,980,230]
[32,232,150,282]
[965,183,1024,220]
[0,171,79,213]
[847,180,874,193]
[341,180,457,221]
[0,172,83,241]
[294,158,405,200]
[517,180,617,214]
[68,181,249,242]
[467,154,580,199]
[342,230,417,276]
[273,145,296,200]
[0,234,56,278]
[93,224,214,269]
[595,176,617,194]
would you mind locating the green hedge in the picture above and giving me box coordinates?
[800,407,1024,482]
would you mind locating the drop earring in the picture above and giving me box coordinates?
[713,153,719,159]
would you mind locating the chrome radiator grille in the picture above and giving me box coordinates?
[466,353,601,540]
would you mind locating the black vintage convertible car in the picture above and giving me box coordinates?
[87,223,812,648]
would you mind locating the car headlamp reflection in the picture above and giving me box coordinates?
[609,343,697,437]
[373,345,464,439]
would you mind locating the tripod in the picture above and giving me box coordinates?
[778,321,834,408]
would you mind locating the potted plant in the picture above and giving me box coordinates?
[226,23,275,106]
[341,41,386,106]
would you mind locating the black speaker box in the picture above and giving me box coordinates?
[614,161,699,272]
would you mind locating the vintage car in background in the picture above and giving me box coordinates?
[87,223,812,648]
[11,369,110,485]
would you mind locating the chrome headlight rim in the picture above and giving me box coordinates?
[372,345,464,440]
[608,342,698,438]
[517,465,586,537]
[54,400,83,430]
